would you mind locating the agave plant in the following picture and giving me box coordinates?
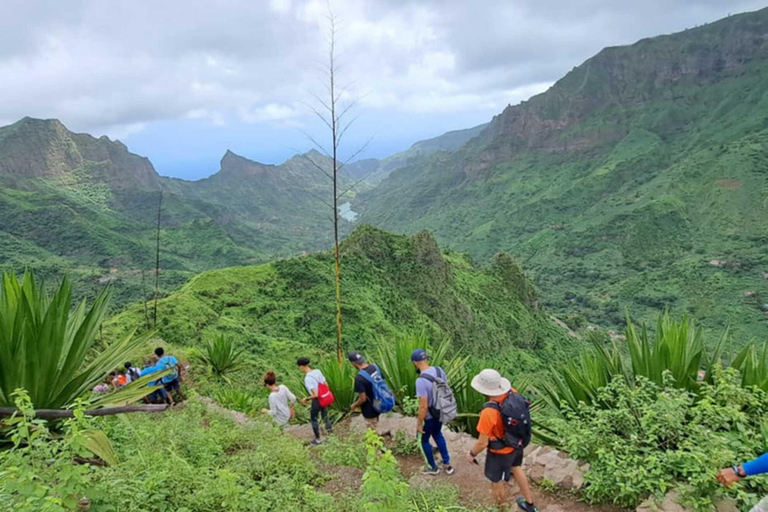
[196,334,246,381]
[319,357,357,414]
[375,331,469,406]
[731,341,768,391]
[539,312,727,414]
[0,271,156,410]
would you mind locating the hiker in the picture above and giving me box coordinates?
[297,357,334,445]
[155,347,185,402]
[115,370,128,387]
[261,370,297,428]
[141,358,172,405]
[124,362,141,383]
[467,369,537,512]
[718,453,768,511]
[348,351,387,431]
[412,348,454,475]
[109,371,119,389]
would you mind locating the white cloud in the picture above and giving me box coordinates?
[0,0,764,142]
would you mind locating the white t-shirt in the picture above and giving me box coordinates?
[304,369,326,395]
[268,385,297,426]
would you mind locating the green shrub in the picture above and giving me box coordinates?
[317,432,367,468]
[556,367,768,510]
[0,390,97,511]
[195,334,246,381]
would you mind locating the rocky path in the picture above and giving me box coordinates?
[285,412,625,512]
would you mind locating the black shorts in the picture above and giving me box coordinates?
[485,449,523,483]
[163,379,180,394]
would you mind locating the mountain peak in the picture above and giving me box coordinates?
[0,118,160,189]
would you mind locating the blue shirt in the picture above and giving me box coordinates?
[156,355,179,383]
[744,452,768,476]
[140,365,161,386]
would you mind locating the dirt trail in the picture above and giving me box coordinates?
[284,413,625,512]
[200,399,623,512]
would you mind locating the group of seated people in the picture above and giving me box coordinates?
[93,347,184,405]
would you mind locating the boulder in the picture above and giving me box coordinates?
[523,443,586,490]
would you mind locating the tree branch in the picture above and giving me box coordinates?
[0,404,169,419]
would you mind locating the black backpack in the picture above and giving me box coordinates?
[483,391,532,450]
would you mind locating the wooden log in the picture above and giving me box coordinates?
[0,404,169,419]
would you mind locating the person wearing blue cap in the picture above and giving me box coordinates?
[412,348,454,476]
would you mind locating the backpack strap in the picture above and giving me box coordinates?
[417,368,444,384]
[482,401,507,451]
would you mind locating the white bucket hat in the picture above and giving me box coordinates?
[471,369,511,397]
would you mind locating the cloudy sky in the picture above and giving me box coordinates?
[2,0,765,179]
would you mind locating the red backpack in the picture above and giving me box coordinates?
[317,381,335,408]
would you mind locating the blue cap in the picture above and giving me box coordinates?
[410,348,429,362]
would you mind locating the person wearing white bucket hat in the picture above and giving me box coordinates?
[467,369,537,512]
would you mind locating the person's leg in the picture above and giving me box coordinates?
[310,399,321,439]
[512,466,534,505]
[419,424,437,470]
[321,405,332,433]
[491,482,509,512]
[364,416,379,430]
[510,449,536,511]
[172,379,184,401]
[486,452,511,511]
[430,420,451,465]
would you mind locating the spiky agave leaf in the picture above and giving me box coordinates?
[0,270,159,410]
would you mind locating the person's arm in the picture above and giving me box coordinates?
[350,375,366,410]
[417,396,428,433]
[301,379,318,404]
[351,392,367,411]
[467,434,490,463]
[262,394,277,416]
[718,452,768,487]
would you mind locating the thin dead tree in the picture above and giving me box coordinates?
[141,269,150,330]
[152,189,163,328]
[301,5,375,363]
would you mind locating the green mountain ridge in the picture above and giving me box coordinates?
[356,8,768,341]
[106,225,577,377]
[0,118,348,306]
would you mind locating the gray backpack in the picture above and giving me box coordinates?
[419,367,458,423]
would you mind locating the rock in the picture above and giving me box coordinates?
[714,497,738,512]
[636,491,694,512]
[349,412,416,439]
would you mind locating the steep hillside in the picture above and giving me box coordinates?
[344,123,487,184]
[107,226,578,376]
[357,8,768,341]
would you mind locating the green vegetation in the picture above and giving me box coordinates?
[357,8,768,343]
[0,271,156,409]
[538,313,768,510]
[106,226,579,385]
[194,334,246,381]
[555,370,768,510]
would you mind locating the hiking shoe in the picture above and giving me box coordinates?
[420,466,440,476]
[440,463,455,475]
[516,497,538,512]
[310,439,323,446]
